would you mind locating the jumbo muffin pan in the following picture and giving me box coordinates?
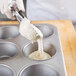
[0,24,67,76]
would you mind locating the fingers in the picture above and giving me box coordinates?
[3,0,15,19]
[5,0,25,19]
[5,11,15,19]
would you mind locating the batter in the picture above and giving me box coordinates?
[29,38,51,60]
[19,17,51,60]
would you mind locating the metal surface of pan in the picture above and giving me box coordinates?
[19,64,59,76]
[0,64,14,76]
[0,26,19,39]
[0,24,67,76]
[0,41,19,60]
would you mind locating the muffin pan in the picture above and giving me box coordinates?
[0,64,14,76]
[0,41,19,60]
[0,26,19,39]
[19,64,59,76]
[0,24,67,76]
[23,42,56,60]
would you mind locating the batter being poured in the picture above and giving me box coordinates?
[19,17,51,60]
[29,38,51,60]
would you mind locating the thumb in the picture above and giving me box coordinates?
[16,0,25,12]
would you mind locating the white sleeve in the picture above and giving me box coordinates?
[0,0,25,19]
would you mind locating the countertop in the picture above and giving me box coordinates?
[0,20,76,76]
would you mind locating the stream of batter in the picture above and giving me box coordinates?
[19,17,51,60]
[29,38,51,60]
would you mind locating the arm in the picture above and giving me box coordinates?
[0,0,25,19]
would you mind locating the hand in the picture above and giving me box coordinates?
[0,0,25,19]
